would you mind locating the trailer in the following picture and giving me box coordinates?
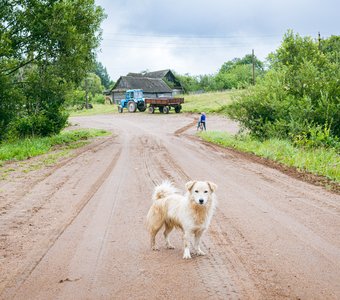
[145,97,184,114]
[118,89,184,113]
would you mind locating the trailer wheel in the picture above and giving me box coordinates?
[159,106,164,113]
[175,105,181,113]
[163,106,170,114]
[128,101,137,112]
[148,106,155,114]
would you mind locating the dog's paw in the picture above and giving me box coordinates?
[152,246,160,251]
[183,248,192,259]
[196,249,206,256]
[166,244,175,250]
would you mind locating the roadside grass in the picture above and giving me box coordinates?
[68,104,116,117]
[0,129,110,165]
[182,90,239,114]
[199,131,340,183]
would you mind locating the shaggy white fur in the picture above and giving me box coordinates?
[146,180,217,259]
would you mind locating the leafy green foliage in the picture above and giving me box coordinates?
[0,0,105,141]
[227,31,340,147]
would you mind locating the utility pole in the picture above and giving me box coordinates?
[252,49,255,85]
[85,77,89,109]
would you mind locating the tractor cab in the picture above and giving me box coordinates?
[118,89,146,113]
[126,89,143,101]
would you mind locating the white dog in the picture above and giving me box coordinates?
[146,180,217,259]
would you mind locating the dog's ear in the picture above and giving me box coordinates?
[185,180,196,191]
[207,181,217,192]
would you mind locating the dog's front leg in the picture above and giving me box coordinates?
[194,230,205,256]
[183,231,192,259]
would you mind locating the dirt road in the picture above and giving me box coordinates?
[1,113,339,299]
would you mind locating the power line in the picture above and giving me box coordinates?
[102,32,282,39]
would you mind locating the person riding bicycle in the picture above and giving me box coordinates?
[197,112,206,131]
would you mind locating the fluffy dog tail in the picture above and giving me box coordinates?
[152,181,177,201]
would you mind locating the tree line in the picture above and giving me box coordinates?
[176,54,264,93]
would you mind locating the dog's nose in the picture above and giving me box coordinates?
[199,199,204,204]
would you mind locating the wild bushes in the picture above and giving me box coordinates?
[227,31,340,149]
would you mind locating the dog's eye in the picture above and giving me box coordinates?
[195,190,199,193]
[204,191,208,193]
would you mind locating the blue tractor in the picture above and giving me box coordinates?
[118,89,147,113]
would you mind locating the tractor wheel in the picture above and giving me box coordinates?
[159,106,164,113]
[148,106,155,114]
[137,102,147,112]
[163,106,170,114]
[175,105,182,113]
[128,101,137,112]
[118,106,123,113]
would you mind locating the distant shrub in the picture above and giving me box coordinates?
[6,110,69,141]
[92,93,105,104]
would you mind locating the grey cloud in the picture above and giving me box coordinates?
[100,0,339,36]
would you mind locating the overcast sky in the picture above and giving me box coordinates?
[95,0,339,81]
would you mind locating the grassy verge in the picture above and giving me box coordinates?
[68,104,116,117]
[182,90,239,113]
[199,131,340,183]
[0,129,110,165]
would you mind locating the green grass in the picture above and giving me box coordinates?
[199,131,340,183]
[0,129,110,165]
[68,104,116,117]
[182,90,239,113]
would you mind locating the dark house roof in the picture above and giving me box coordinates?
[126,72,144,77]
[127,69,183,91]
[111,76,172,93]
[126,70,170,79]
[143,70,170,78]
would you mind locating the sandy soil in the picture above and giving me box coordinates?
[0,113,339,300]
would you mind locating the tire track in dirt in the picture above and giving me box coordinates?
[0,136,115,220]
[136,134,260,299]
[0,137,118,269]
[208,211,287,299]
[0,137,122,297]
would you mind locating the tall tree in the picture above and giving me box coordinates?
[94,60,112,89]
[0,0,105,140]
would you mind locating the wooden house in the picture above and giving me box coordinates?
[127,69,184,95]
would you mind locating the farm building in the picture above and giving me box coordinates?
[127,69,184,95]
[110,76,173,104]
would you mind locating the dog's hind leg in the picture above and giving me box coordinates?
[150,226,162,251]
[164,222,175,249]
[147,206,164,251]
[194,230,206,256]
